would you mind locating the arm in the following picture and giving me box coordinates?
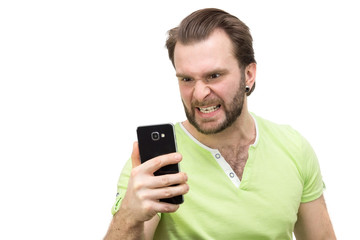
[294,194,336,240]
[104,213,160,240]
[104,142,189,240]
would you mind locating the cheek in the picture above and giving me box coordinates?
[179,86,192,103]
[216,81,240,102]
[212,82,232,99]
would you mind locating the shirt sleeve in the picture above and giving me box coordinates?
[111,158,132,215]
[299,135,325,203]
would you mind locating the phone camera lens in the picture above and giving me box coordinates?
[151,132,160,141]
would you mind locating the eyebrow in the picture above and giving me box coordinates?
[176,68,229,78]
[176,72,189,78]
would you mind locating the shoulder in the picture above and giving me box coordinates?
[252,113,304,146]
[252,113,317,169]
[253,114,323,190]
[174,122,198,147]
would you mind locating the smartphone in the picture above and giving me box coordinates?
[136,123,184,204]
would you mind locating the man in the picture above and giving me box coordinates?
[104,8,336,239]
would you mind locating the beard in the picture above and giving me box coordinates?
[182,73,246,135]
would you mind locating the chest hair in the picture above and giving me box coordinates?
[219,145,250,180]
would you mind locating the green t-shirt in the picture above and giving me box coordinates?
[112,114,324,239]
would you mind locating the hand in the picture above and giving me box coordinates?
[120,142,189,224]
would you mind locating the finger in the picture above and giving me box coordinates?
[147,172,188,188]
[143,153,182,174]
[131,141,141,168]
[145,183,189,203]
[150,201,180,213]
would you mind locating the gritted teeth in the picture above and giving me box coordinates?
[198,105,220,113]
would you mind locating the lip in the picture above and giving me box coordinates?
[196,104,221,118]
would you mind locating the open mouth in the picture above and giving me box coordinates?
[197,105,221,114]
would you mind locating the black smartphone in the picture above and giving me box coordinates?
[136,123,184,204]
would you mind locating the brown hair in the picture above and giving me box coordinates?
[166,8,256,96]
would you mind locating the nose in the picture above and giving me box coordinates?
[193,80,211,101]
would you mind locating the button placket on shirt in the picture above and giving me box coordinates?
[213,151,238,183]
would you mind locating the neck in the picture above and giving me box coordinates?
[183,107,256,150]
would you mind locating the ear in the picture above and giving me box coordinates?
[245,63,256,89]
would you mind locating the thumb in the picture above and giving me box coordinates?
[131,141,141,168]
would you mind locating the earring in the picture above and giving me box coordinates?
[245,86,250,93]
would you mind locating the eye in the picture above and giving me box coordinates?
[180,77,192,82]
[209,73,220,79]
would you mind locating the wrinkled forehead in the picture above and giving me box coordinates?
[174,30,239,75]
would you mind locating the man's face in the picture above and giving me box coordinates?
[174,29,246,135]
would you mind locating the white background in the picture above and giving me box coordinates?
[1,0,359,239]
